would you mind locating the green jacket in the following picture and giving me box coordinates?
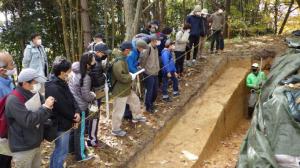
[246,71,267,89]
[112,56,132,97]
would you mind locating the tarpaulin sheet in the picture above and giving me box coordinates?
[237,52,300,168]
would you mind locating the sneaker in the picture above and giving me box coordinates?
[132,116,147,123]
[163,97,172,102]
[111,130,127,137]
[77,155,94,162]
[173,92,180,97]
[192,59,196,65]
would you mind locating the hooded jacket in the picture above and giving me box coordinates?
[161,48,176,74]
[5,86,51,152]
[45,76,80,131]
[186,14,205,36]
[69,62,96,111]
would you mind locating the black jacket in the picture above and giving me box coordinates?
[186,15,205,36]
[5,86,51,152]
[45,76,80,131]
[89,58,106,89]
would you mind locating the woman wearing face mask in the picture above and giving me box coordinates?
[45,57,81,168]
[68,52,96,161]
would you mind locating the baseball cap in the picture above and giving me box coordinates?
[149,34,159,41]
[18,68,47,83]
[136,39,148,49]
[120,41,133,50]
[94,44,112,55]
[252,63,259,68]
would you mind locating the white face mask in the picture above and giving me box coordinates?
[196,12,202,16]
[5,68,16,76]
[31,83,41,94]
[218,9,224,14]
[36,39,42,46]
[156,40,161,46]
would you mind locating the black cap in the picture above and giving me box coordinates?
[120,41,133,50]
[94,33,103,39]
[94,44,112,55]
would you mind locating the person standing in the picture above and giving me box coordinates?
[111,41,146,137]
[5,68,54,168]
[139,34,161,113]
[186,5,205,66]
[0,52,16,168]
[88,44,111,147]
[161,40,179,102]
[175,23,191,76]
[69,53,96,161]
[210,7,225,54]
[246,63,267,118]
[199,8,209,58]
[87,33,105,52]
[46,57,81,168]
[22,33,48,78]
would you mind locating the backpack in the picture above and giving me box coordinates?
[0,90,25,138]
[106,58,121,93]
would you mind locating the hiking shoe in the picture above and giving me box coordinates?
[163,97,172,102]
[111,130,127,137]
[132,116,147,123]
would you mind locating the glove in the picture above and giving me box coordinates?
[130,73,137,81]
[90,91,96,98]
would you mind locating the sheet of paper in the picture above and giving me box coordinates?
[134,68,145,76]
[25,93,41,112]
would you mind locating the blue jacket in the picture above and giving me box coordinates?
[0,76,14,98]
[127,40,139,73]
[161,49,176,74]
[186,15,205,37]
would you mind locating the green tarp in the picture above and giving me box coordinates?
[238,52,300,168]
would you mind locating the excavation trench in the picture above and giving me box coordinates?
[129,57,251,168]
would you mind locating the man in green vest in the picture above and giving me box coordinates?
[246,63,267,118]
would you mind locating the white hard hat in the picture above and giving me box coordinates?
[252,63,259,68]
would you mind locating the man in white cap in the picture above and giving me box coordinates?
[246,63,267,118]
[5,68,55,168]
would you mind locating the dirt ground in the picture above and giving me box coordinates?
[200,120,250,168]
[39,35,287,168]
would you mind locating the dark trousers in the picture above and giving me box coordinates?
[69,111,87,161]
[87,99,101,146]
[0,154,12,168]
[186,35,200,60]
[175,51,185,74]
[144,74,158,111]
[220,35,225,50]
[210,30,222,52]
[162,73,179,97]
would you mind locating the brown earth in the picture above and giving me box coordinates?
[39,35,287,168]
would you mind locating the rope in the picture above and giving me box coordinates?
[50,31,218,143]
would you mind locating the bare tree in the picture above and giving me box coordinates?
[279,0,297,34]
[124,0,144,40]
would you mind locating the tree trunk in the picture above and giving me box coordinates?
[80,0,91,49]
[76,0,83,59]
[278,0,294,35]
[159,0,166,29]
[124,0,134,40]
[274,0,280,34]
[224,0,231,38]
[69,0,75,61]
[57,0,71,60]
[296,0,300,7]
[124,0,143,40]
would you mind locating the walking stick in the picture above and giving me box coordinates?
[104,80,110,120]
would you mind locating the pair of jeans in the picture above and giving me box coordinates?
[162,73,179,97]
[144,74,158,111]
[175,51,185,74]
[210,30,222,52]
[186,35,200,60]
[50,131,70,168]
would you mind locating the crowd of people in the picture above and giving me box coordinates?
[0,5,227,168]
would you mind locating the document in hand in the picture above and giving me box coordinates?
[25,93,42,112]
